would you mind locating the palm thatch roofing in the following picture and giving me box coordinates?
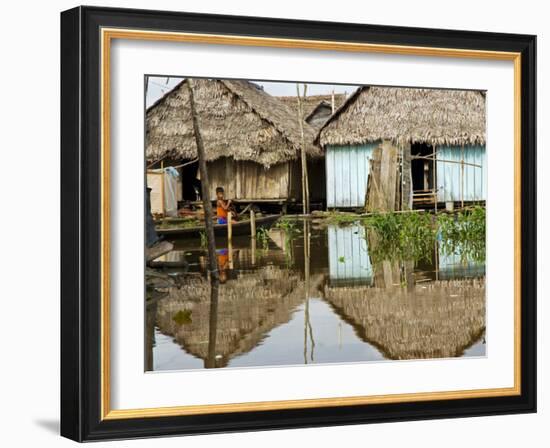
[154,266,311,367]
[278,93,347,124]
[146,79,321,167]
[317,86,486,148]
[324,278,486,360]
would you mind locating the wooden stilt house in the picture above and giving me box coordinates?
[146,79,322,207]
[316,87,486,209]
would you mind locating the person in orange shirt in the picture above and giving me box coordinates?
[215,187,236,224]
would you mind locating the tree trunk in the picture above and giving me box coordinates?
[187,79,219,282]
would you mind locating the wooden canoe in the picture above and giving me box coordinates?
[156,214,280,239]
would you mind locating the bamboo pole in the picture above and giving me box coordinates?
[187,79,219,282]
[411,155,481,168]
[227,211,233,269]
[227,211,233,242]
[160,159,165,217]
[296,84,310,215]
[433,145,438,213]
[461,144,465,209]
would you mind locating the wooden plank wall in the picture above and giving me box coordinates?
[326,143,377,208]
[207,158,292,201]
[365,141,399,212]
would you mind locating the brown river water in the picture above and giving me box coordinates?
[146,220,486,371]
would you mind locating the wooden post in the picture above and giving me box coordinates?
[401,143,412,211]
[433,146,438,213]
[461,144,465,209]
[251,236,256,265]
[296,84,310,215]
[250,209,256,238]
[160,160,165,217]
[227,211,233,269]
[187,79,219,282]
[227,211,233,243]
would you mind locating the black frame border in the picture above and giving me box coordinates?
[61,6,536,442]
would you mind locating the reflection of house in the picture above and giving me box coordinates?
[317,87,486,208]
[327,224,373,285]
[438,247,485,280]
[154,266,308,367]
[146,79,323,205]
[324,278,485,359]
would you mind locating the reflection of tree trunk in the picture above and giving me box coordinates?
[145,299,157,371]
[205,282,220,368]
[303,220,315,363]
[187,79,219,283]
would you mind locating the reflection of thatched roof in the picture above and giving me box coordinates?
[146,79,321,167]
[317,86,486,147]
[155,266,307,367]
[278,94,347,128]
[324,278,485,359]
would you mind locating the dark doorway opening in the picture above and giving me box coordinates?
[180,160,201,201]
[411,143,435,192]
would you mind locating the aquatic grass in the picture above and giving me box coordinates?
[172,309,192,325]
[365,211,436,263]
[322,212,363,225]
[437,206,486,263]
[362,208,486,264]
[256,227,270,251]
[199,230,207,249]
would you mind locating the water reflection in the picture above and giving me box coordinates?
[146,219,486,371]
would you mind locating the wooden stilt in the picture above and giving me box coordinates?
[160,160,165,217]
[251,236,256,266]
[250,209,256,238]
[227,211,234,269]
[433,145,438,213]
[461,144,465,209]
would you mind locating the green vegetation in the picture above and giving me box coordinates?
[359,207,486,264]
[275,219,300,233]
[365,211,436,263]
[159,216,201,230]
[256,227,270,251]
[437,206,486,263]
[172,309,192,325]
[321,212,364,225]
[199,230,207,249]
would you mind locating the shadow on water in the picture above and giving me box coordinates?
[146,216,486,371]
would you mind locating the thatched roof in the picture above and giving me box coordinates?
[154,266,309,367]
[146,79,321,167]
[324,278,485,360]
[317,86,486,147]
[278,94,347,128]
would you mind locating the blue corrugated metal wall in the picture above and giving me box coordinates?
[436,145,486,202]
[438,245,485,280]
[328,224,373,284]
[326,143,378,208]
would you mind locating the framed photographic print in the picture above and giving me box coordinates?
[60,6,537,442]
